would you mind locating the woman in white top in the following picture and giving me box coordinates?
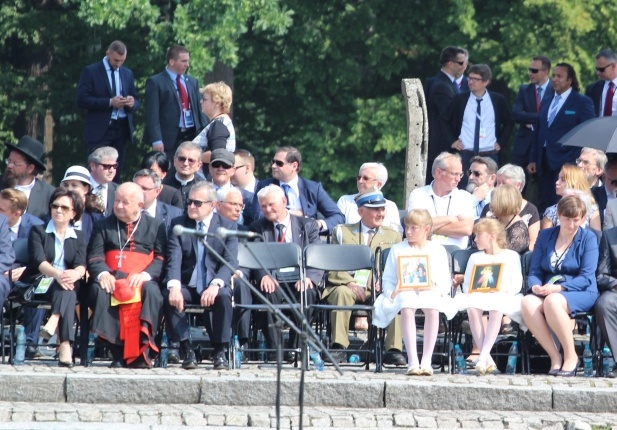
[459,218,523,374]
[193,81,236,165]
[374,209,456,376]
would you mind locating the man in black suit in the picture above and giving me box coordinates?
[593,158,617,227]
[162,141,203,208]
[253,146,344,233]
[88,146,118,217]
[232,149,258,194]
[249,184,323,361]
[144,45,208,162]
[441,64,514,188]
[132,169,182,233]
[585,49,617,117]
[77,40,140,180]
[426,46,469,184]
[165,181,238,370]
[595,226,617,377]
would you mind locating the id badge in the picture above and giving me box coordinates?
[183,109,195,128]
[34,277,54,295]
[354,269,370,288]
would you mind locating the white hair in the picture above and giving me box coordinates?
[359,162,388,187]
[217,187,243,202]
[257,184,285,200]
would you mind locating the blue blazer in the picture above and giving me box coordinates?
[0,215,15,295]
[77,60,140,144]
[530,91,595,173]
[253,177,345,232]
[165,213,238,287]
[17,213,44,240]
[527,226,598,294]
[512,83,554,161]
[155,201,183,233]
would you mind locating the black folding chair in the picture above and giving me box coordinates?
[305,243,374,369]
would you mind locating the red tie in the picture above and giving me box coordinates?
[176,75,190,125]
[604,82,615,117]
[275,223,286,243]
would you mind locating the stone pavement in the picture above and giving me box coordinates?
[0,359,617,428]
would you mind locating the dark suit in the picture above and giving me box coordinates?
[512,83,554,168]
[595,227,617,358]
[427,71,460,183]
[592,185,609,227]
[95,182,118,217]
[144,70,207,160]
[585,80,611,117]
[529,91,595,211]
[22,225,86,343]
[162,175,197,209]
[164,213,238,345]
[17,213,44,240]
[158,184,183,209]
[153,201,183,233]
[78,211,103,242]
[253,177,344,233]
[0,215,15,312]
[77,60,140,178]
[249,215,323,349]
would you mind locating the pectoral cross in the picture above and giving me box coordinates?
[116,252,126,268]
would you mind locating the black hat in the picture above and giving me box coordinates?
[210,148,235,167]
[5,135,46,171]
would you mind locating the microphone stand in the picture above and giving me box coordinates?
[200,234,342,430]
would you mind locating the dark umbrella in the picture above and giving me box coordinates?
[558,116,617,153]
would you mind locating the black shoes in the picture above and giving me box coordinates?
[58,360,73,368]
[109,359,124,368]
[26,345,42,359]
[167,343,180,364]
[324,344,347,364]
[213,350,229,370]
[182,348,198,370]
[384,349,407,366]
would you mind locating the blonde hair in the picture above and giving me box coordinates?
[559,164,595,202]
[202,82,232,114]
[490,184,522,218]
[474,218,507,248]
[404,209,433,240]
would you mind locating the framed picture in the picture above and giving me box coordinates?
[397,255,431,291]
[469,263,504,293]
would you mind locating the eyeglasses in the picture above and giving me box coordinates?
[596,63,615,73]
[468,170,484,177]
[5,159,27,167]
[467,76,484,83]
[609,179,617,187]
[356,175,377,182]
[98,163,118,170]
[186,198,212,208]
[223,201,245,209]
[211,161,233,169]
[272,159,287,167]
[528,67,540,74]
[177,155,198,165]
[138,185,159,192]
[51,203,73,212]
[440,169,464,179]
[575,158,591,166]
[234,164,246,169]
[201,97,212,102]
[452,60,465,66]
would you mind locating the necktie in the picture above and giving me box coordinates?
[366,228,375,246]
[453,80,460,94]
[473,98,482,155]
[548,94,561,126]
[275,223,286,243]
[604,82,615,117]
[536,86,543,112]
[176,74,190,126]
[95,185,105,208]
[281,183,291,208]
[196,222,207,293]
[110,68,117,97]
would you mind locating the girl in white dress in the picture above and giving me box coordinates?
[459,218,523,374]
[373,209,456,376]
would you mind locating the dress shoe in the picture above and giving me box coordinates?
[384,350,407,366]
[285,351,297,363]
[607,370,616,379]
[406,366,421,376]
[419,367,433,376]
[485,363,498,374]
[475,364,487,375]
[25,345,42,359]
[548,368,561,376]
[167,348,180,364]
[109,359,125,368]
[58,360,73,368]
[323,349,346,364]
[556,360,580,377]
[182,348,198,370]
[212,350,229,370]
[129,358,153,369]
[39,328,53,342]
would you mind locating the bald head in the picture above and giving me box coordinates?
[114,182,144,223]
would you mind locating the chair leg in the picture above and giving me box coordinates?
[79,304,89,366]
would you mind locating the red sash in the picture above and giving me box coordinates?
[105,250,157,364]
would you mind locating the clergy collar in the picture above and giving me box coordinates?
[175,173,194,186]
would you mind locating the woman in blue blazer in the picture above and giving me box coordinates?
[521,195,599,376]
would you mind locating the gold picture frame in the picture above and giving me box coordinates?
[469,263,504,293]
[397,255,431,291]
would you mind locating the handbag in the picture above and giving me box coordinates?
[10,274,53,302]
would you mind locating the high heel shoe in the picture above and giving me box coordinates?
[39,327,54,341]
[556,360,579,377]
[548,368,560,376]
[58,360,73,368]
[485,363,498,374]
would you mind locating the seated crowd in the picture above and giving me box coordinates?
[2,134,617,378]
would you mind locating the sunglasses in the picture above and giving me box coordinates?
[528,67,540,74]
[610,179,617,187]
[452,60,465,66]
[99,163,118,170]
[51,203,73,212]
[177,155,197,165]
[596,63,615,73]
[211,161,233,169]
[468,170,483,177]
[356,175,376,182]
[272,159,286,167]
[186,198,212,208]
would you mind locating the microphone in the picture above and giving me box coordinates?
[216,226,261,240]
[172,224,215,238]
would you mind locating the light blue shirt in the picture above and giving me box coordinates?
[45,221,77,271]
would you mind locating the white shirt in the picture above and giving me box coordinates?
[9,217,20,242]
[407,184,474,249]
[459,91,497,152]
[547,87,573,124]
[14,178,36,200]
[337,193,403,233]
[242,177,257,194]
[145,200,158,218]
[275,212,292,243]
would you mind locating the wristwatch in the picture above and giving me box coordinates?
[210,280,224,288]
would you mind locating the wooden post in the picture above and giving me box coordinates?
[401,78,428,210]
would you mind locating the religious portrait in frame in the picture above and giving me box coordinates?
[397,255,431,291]
[469,263,504,293]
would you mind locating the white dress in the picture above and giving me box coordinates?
[454,249,525,325]
[373,240,457,328]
